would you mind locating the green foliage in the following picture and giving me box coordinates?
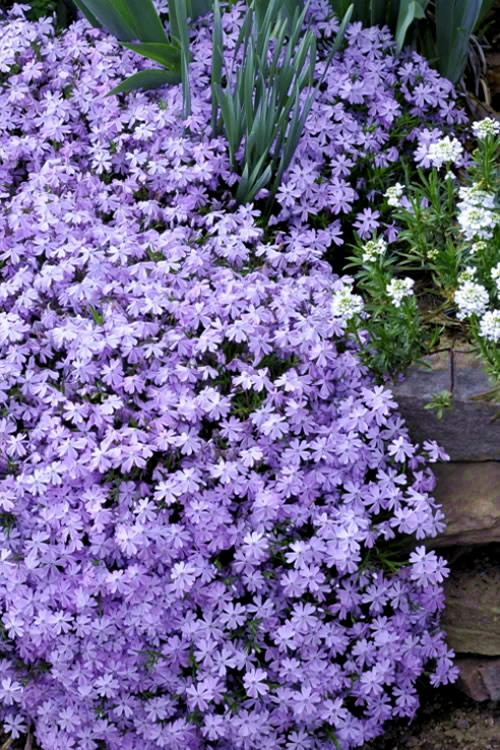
[327,0,429,53]
[424,390,453,420]
[434,0,484,84]
[74,0,213,115]
[168,0,193,118]
[346,122,500,392]
[24,0,58,21]
[393,0,428,54]
[7,0,77,28]
[327,0,494,84]
[107,68,181,96]
[211,0,352,206]
[71,0,137,40]
[74,0,186,102]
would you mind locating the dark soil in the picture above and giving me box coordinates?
[363,685,500,750]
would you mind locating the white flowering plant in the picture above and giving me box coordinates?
[346,118,500,392]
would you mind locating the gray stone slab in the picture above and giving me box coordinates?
[429,463,500,548]
[392,349,500,461]
[441,564,500,655]
[455,657,500,701]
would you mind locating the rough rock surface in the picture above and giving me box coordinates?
[429,462,500,548]
[455,656,500,702]
[440,556,500,656]
[393,347,500,461]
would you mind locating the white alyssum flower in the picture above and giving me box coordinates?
[492,262,500,293]
[458,205,499,241]
[456,183,499,241]
[386,277,415,308]
[479,310,500,343]
[458,184,496,209]
[469,240,488,256]
[362,237,387,263]
[472,117,500,139]
[331,287,364,321]
[457,266,477,284]
[384,183,404,207]
[427,136,463,168]
[454,281,489,320]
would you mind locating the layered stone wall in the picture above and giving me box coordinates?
[393,343,500,702]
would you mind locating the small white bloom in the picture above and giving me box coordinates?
[331,288,364,320]
[458,184,496,209]
[457,204,499,241]
[454,281,489,320]
[427,136,463,168]
[470,240,488,256]
[361,236,387,263]
[386,277,415,308]
[384,183,404,207]
[457,266,477,284]
[479,310,500,343]
[492,262,500,292]
[472,118,500,139]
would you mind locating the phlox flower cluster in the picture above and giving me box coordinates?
[272,3,468,240]
[0,3,462,748]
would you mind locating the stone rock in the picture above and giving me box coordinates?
[429,463,500,548]
[440,563,500,655]
[392,348,500,461]
[455,656,500,702]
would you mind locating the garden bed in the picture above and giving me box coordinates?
[0,1,499,749]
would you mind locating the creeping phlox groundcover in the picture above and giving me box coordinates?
[0,2,466,748]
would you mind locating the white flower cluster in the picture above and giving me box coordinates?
[457,266,477,284]
[331,287,364,320]
[472,117,500,140]
[457,183,499,241]
[469,240,488,256]
[386,277,415,308]
[362,237,387,263]
[384,183,404,207]
[479,310,500,343]
[427,136,463,169]
[492,262,500,293]
[454,281,489,320]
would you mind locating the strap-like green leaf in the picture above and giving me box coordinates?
[124,0,169,43]
[119,41,182,70]
[327,3,353,59]
[190,0,212,19]
[170,0,191,117]
[370,0,387,26]
[73,0,136,40]
[105,68,180,97]
[435,0,482,82]
[71,0,101,28]
[395,0,426,54]
[211,0,224,135]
